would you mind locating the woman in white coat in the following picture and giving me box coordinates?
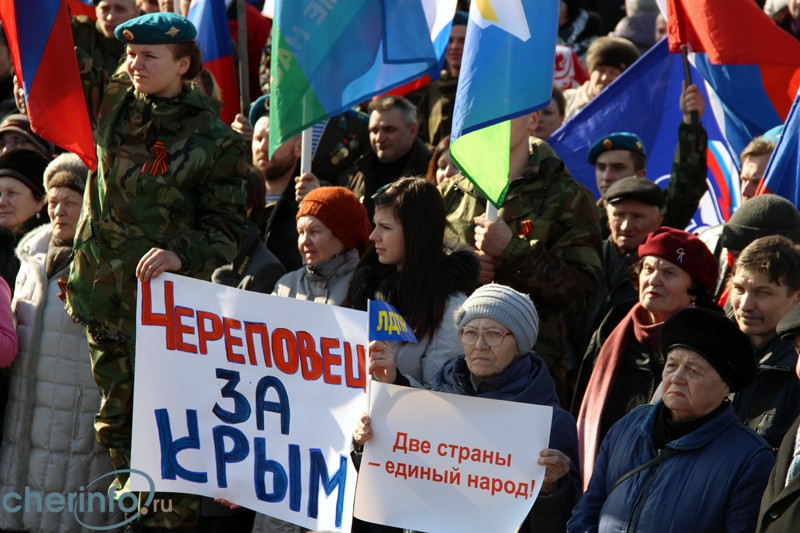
[0,153,121,532]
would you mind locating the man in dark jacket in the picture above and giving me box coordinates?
[729,235,800,449]
[757,304,800,532]
[249,95,304,272]
[337,95,431,218]
[566,177,664,391]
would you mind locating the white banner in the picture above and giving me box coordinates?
[355,381,553,532]
[130,274,367,531]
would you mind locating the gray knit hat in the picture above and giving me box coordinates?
[721,194,800,252]
[456,284,539,355]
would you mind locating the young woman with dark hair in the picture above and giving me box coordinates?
[345,176,479,389]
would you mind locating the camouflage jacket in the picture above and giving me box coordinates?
[65,73,248,340]
[439,138,603,384]
[71,16,126,77]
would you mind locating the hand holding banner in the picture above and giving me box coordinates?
[355,382,552,532]
[132,274,368,531]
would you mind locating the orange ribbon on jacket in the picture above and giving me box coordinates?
[149,140,169,176]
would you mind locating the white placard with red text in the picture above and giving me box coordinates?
[354,381,552,532]
[131,274,367,532]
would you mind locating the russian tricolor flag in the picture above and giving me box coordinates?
[0,0,96,170]
[188,0,239,124]
[667,0,800,156]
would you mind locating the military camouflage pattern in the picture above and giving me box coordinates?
[440,138,603,398]
[65,64,246,529]
[72,16,127,77]
[65,73,248,343]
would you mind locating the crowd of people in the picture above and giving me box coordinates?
[0,0,798,531]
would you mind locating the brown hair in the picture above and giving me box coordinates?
[425,137,450,184]
[170,41,203,81]
[733,235,800,292]
[740,136,776,164]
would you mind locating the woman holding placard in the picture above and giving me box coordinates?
[355,284,580,532]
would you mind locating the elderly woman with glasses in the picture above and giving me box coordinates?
[356,284,580,533]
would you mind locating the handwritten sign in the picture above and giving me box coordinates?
[130,274,367,531]
[354,382,552,532]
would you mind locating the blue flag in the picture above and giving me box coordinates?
[450,0,558,207]
[368,300,418,344]
[270,0,457,156]
[761,93,800,206]
[547,40,740,230]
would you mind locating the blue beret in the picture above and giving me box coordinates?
[115,13,197,44]
[762,124,783,143]
[587,132,647,164]
[453,11,469,25]
[249,94,270,127]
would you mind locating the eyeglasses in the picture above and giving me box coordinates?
[458,327,513,347]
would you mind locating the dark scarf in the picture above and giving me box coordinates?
[577,303,664,489]
[45,235,74,279]
[654,400,729,450]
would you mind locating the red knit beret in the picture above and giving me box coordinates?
[297,186,371,251]
[637,227,718,292]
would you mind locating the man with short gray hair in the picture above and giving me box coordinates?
[337,95,431,217]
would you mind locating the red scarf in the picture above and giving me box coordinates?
[576,303,663,490]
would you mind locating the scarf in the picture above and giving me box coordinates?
[45,236,74,280]
[577,302,662,490]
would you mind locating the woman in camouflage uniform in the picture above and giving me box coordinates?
[63,12,247,531]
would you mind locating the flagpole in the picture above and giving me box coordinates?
[301,128,312,174]
[236,0,250,114]
[680,45,699,126]
[365,301,373,414]
[485,202,498,222]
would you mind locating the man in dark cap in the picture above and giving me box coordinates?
[757,304,800,532]
[566,176,664,388]
[729,235,800,450]
[587,81,709,237]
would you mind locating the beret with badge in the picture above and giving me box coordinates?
[587,132,647,165]
[638,227,718,293]
[114,12,197,45]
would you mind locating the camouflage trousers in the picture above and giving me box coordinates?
[87,331,199,531]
